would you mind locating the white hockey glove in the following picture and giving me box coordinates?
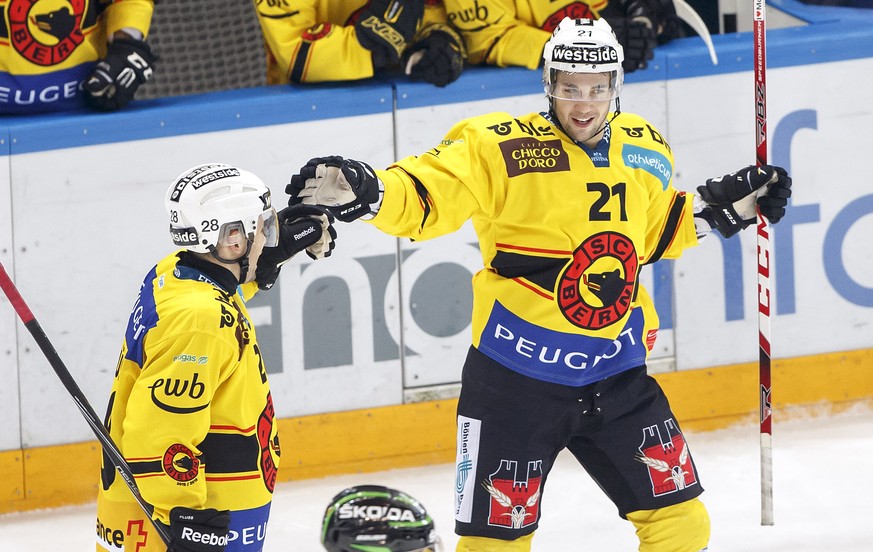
[286,156,383,223]
[694,165,792,238]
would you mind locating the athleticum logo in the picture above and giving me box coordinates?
[623,144,672,190]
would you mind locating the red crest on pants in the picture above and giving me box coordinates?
[637,419,698,496]
[484,459,542,529]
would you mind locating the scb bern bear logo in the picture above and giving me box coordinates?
[557,231,638,330]
[9,0,86,66]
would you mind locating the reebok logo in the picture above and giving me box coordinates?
[181,527,228,546]
[294,226,316,240]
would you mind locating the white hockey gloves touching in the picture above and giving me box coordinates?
[286,156,384,223]
[694,164,792,238]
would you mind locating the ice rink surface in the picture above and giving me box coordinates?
[2,405,871,551]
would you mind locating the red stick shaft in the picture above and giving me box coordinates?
[754,0,774,526]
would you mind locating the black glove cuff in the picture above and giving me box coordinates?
[699,204,753,239]
[110,37,156,64]
[167,507,230,552]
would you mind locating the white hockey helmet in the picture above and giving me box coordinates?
[542,17,624,101]
[165,163,278,257]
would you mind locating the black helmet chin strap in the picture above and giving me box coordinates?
[594,96,621,138]
[235,255,251,285]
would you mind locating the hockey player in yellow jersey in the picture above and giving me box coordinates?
[1,0,155,114]
[96,164,336,552]
[443,0,684,73]
[255,0,465,87]
[287,17,791,551]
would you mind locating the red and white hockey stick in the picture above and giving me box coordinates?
[753,0,774,526]
[0,262,172,546]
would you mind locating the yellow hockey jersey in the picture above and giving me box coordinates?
[256,0,451,84]
[0,0,153,114]
[371,110,698,386]
[96,251,279,552]
[444,0,610,68]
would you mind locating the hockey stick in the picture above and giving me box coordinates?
[753,0,774,527]
[0,262,173,546]
[674,0,718,65]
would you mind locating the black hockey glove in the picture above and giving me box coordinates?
[403,24,465,87]
[695,165,792,238]
[619,0,677,33]
[84,37,155,111]
[608,17,657,73]
[256,205,337,291]
[657,13,686,45]
[287,156,383,223]
[355,0,425,70]
[165,507,230,552]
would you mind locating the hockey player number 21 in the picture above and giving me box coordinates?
[587,181,628,222]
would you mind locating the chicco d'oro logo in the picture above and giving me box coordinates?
[499,138,570,177]
[9,0,86,66]
[557,232,638,330]
[162,443,200,483]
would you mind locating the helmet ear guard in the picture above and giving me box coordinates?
[542,17,625,101]
[321,485,439,552]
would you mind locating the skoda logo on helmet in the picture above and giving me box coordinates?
[551,44,618,64]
